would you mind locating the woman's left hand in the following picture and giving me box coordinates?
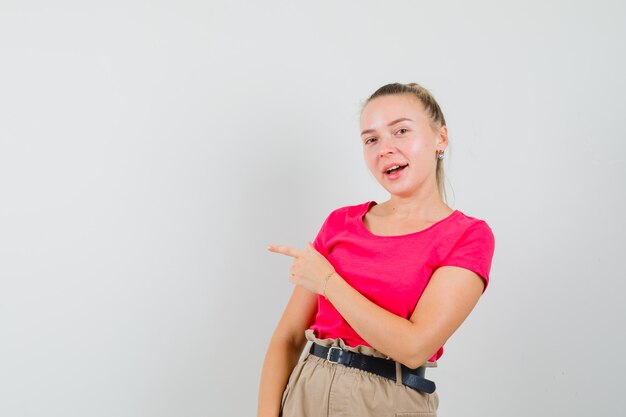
[267,242,336,295]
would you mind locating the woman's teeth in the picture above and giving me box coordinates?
[386,164,408,174]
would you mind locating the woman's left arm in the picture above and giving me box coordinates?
[268,242,485,369]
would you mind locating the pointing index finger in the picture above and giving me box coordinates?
[267,244,303,258]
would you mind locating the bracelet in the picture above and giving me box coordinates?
[323,271,335,299]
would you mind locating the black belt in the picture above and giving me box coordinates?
[309,343,436,394]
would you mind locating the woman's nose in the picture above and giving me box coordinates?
[378,136,396,157]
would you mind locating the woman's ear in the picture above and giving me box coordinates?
[437,125,449,149]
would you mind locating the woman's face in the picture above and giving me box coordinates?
[359,94,447,198]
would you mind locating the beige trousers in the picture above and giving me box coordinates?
[280,330,439,417]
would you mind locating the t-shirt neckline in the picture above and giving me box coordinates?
[358,200,459,238]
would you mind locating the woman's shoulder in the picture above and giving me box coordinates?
[313,201,373,250]
[447,209,495,243]
[452,209,493,229]
[324,201,373,220]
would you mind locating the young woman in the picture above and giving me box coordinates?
[257,82,496,417]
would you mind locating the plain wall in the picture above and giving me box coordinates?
[1,1,625,416]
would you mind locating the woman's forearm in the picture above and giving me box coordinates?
[257,335,303,417]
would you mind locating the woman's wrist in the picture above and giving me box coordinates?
[322,271,343,301]
[322,271,335,299]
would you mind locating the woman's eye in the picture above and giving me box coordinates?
[397,128,408,135]
[365,138,377,144]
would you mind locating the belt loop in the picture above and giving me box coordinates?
[395,361,403,385]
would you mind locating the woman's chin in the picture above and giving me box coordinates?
[380,184,415,197]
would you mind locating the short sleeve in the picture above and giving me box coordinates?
[438,221,496,293]
[312,210,334,257]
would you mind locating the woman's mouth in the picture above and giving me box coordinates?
[384,164,408,179]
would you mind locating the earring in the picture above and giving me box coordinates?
[437,150,445,160]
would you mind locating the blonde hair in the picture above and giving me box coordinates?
[361,82,449,204]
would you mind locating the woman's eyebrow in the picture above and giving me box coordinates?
[360,117,414,136]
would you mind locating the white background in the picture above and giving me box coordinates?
[1,1,624,416]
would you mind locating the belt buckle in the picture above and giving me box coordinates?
[326,346,342,364]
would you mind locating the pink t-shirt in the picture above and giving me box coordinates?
[309,200,496,362]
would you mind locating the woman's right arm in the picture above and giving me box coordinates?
[257,285,318,417]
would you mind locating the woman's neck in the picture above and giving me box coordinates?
[378,195,451,221]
